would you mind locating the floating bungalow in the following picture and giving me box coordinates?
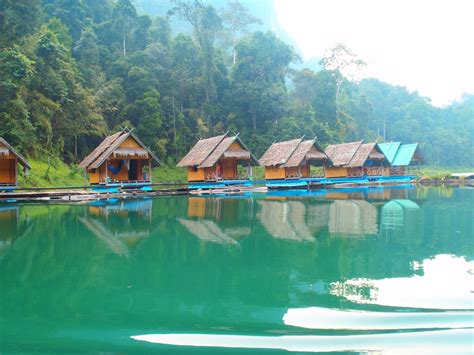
[378,142,423,176]
[78,128,160,191]
[177,133,258,188]
[258,138,331,189]
[324,141,390,179]
[0,137,31,190]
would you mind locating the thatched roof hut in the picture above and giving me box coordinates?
[259,138,331,180]
[79,128,160,185]
[324,141,389,178]
[177,133,258,182]
[0,137,31,187]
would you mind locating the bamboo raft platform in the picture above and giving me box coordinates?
[1,176,471,203]
[0,185,189,203]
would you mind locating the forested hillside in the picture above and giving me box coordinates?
[0,0,472,167]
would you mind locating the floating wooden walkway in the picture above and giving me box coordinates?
[1,175,471,203]
[0,187,188,203]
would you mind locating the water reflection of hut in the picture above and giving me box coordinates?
[0,205,32,256]
[178,218,240,246]
[257,200,316,242]
[179,197,252,245]
[329,200,378,237]
[381,199,420,232]
[80,199,154,256]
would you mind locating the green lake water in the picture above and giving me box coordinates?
[0,186,473,353]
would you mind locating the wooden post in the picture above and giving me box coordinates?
[105,160,108,184]
[148,159,152,182]
[13,157,17,186]
[83,169,87,188]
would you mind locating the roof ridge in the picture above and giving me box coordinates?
[198,134,229,167]
[346,141,364,166]
[283,137,304,165]
[0,137,31,169]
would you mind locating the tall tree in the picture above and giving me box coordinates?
[220,0,262,65]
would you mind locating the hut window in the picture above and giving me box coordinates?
[191,166,198,172]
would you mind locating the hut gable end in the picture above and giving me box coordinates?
[259,138,302,167]
[79,129,159,171]
[176,135,226,168]
[0,137,31,169]
[282,139,330,168]
[325,141,363,167]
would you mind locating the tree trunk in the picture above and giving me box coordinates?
[123,31,126,57]
[252,110,257,130]
[232,31,237,66]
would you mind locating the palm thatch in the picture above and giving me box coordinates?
[0,137,31,170]
[177,134,258,168]
[283,139,331,167]
[259,138,302,166]
[325,141,363,167]
[78,128,160,170]
[260,138,330,168]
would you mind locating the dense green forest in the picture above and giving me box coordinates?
[0,0,472,167]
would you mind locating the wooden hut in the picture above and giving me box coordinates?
[259,138,331,180]
[378,142,423,176]
[78,128,160,187]
[177,133,258,183]
[324,141,390,178]
[0,137,31,188]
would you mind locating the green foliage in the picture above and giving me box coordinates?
[0,0,471,172]
[17,158,84,187]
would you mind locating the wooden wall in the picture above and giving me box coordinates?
[265,166,286,180]
[188,167,206,182]
[0,156,16,184]
[324,167,348,178]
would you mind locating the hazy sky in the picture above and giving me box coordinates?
[274,0,474,106]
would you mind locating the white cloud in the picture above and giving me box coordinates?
[274,0,474,106]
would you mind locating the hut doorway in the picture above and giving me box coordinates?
[129,160,139,181]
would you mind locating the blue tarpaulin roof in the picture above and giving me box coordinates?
[379,142,419,166]
[378,142,400,163]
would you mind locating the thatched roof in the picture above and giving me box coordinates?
[325,141,363,167]
[0,137,31,170]
[78,128,160,170]
[177,134,258,168]
[325,141,388,168]
[259,138,302,166]
[283,139,331,168]
[259,138,330,167]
